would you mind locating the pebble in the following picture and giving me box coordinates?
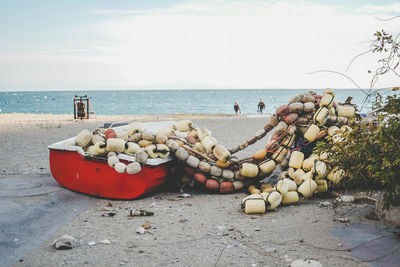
[265,247,278,253]
[318,201,332,207]
[336,195,355,203]
[53,234,76,250]
[142,221,151,229]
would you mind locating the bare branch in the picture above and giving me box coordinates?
[375,15,400,21]
[346,49,373,72]
[307,69,367,94]
[390,67,400,78]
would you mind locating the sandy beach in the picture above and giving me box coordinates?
[0,113,396,266]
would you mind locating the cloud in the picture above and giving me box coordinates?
[1,0,399,90]
[357,3,400,15]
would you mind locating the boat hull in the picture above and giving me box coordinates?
[49,149,170,199]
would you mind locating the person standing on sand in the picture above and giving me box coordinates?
[234,102,241,114]
[257,99,265,114]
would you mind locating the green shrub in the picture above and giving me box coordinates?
[315,92,400,208]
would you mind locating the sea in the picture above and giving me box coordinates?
[0,89,380,115]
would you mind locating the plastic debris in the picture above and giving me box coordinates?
[336,195,355,203]
[333,217,350,223]
[136,226,146,234]
[318,201,332,207]
[129,209,154,217]
[102,211,116,217]
[99,239,111,245]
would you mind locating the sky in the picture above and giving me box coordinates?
[0,0,399,91]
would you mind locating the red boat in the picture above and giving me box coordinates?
[48,121,175,199]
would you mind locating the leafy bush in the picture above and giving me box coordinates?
[315,92,400,208]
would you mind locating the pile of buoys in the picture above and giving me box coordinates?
[74,121,175,175]
[240,89,358,214]
[72,89,359,210]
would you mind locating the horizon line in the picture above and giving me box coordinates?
[0,87,375,93]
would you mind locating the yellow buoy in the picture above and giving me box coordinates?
[75,129,93,148]
[282,191,299,205]
[145,145,158,158]
[107,155,119,167]
[156,144,170,158]
[201,136,218,154]
[313,107,330,126]
[275,121,288,134]
[193,142,206,153]
[124,142,140,154]
[316,179,328,192]
[174,120,193,132]
[283,178,297,191]
[297,179,317,198]
[323,88,335,96]
[266,191,282,210]
[155,134,168,144]
[302,157,316,172]
[320,94,334,108]
[138,140,153,147]
[114,162,127,174]
[233,181,244,191]
[240,163,259,178]
[106,138,125,153]
[327,126,340,136]
[289,151,304,169]
[128,122,145,136]
[271,146,288,163]
[216,160,230,168]
[337,105,355,118]
[93,142,107,155]
[303,102,315,112]
[259,159,276,174]
[213,145,231,162]
[303,124,320,142]
[279,171,290,180]
[196,127,212,141]
[261,184,275,193]
[314,160,329,179]
[281,134,296,148]
[126,162,141,174]
[327,166,345,184]
[85,145,96,155]
[275,180,289,196]
[244,198,266,214]
[293,169,306,185]
[254,149,267,160]
[92,134,105,145]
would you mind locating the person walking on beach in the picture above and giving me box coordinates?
[257,99,265,114]
[234,102,241,114]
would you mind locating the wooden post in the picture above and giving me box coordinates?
[87,98,90,119]
[73,98,76,119]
